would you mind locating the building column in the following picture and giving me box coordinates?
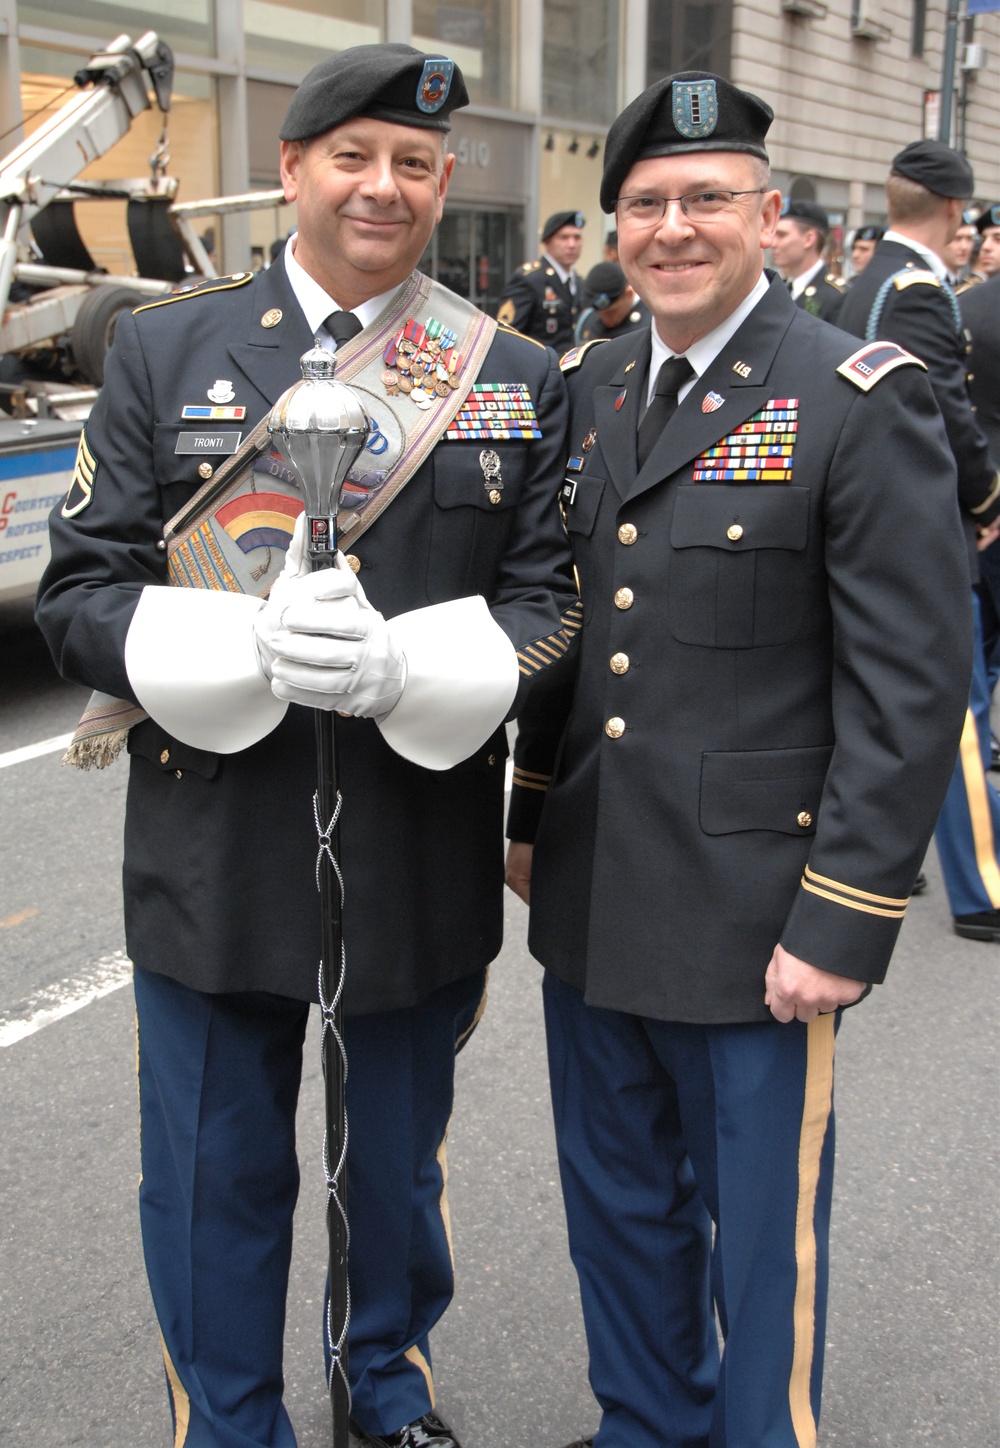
[215,0,250,272]
[622,0,649,105]
[847,178,866,233]
[386,0,413,44]
[519,0,543,260]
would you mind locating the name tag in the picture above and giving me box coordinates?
[175,431,242,455]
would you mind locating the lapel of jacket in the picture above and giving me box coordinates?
[616,276,798,505]
[592,330,651,504]
[226,255,315,404]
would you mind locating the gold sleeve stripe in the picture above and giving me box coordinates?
[969,473,1000,516]
[512,776,548,792]
[517,600,583,676]
[800,879,906,920]
[802,864,908,908]
[513,767,550,783]
[133,272,254,314]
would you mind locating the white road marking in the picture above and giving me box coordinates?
[0,732,73,770]
[0,950,132,1048]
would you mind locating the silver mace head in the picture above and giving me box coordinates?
[268,344,371,564]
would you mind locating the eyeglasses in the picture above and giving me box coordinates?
[616,190,767,224]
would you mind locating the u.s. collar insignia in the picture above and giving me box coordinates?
[207,379,235,404]
[260,308,282,329]
[416,58,454,113]
[732,360,752,378]
[672,79,718,140]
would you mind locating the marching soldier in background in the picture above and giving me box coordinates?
[974,202,1000,279]
[943,211,979,286]
[506,71,971,1448]
[840,142,1000,945]
[573,262,649,343]
[36,44,577,1448]
[497,210,585,350]
[770,197,846,322]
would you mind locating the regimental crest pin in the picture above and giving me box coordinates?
[672,79,718,140]
[416,58,454,113]
[582,427,597,452]
[702,391,725,413]
[207,379,236,404]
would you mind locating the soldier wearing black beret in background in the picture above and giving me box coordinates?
[36,42,577,1448]
[504,69,971,1448]
[574,262,649,343]
[848,221,884,278]
[840,140,1000,945]
[770,197,846,322]
[497,209,585,349]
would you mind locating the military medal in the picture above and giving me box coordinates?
[693,398,798,481]
[445,383,542,440]
[382,317,462,407]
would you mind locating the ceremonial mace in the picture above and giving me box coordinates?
[269,345,371,1446]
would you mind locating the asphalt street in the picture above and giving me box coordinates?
[1,593,998,1448]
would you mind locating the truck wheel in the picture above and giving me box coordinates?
[70,286,146,385]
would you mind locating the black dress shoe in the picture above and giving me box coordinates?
[350,1411,462,1447]
[953,909,1000,941]
[910,871,928,895]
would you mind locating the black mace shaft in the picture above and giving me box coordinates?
[310,547,351,1446]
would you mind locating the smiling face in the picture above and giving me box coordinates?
[616,150,781,354]
[280,117,453,308]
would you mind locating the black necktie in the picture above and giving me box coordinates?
[324,310,363,347]
[637,356,694,468]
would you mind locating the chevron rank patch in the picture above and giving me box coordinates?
[445,383,541,440]
[692,399,798,481]
[836,342,926,392]
[61,429,98,518]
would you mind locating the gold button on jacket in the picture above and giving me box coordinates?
[605,717,626,739]
[727,523,743,542]
[618,523,638,545]
[610,652,630,674]
[614,587,634,609]
[797,811,813,828]
[345,554,362,574]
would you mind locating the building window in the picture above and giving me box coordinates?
[911,0,927,57]
[413,0,515,109]
[16,1,214,57]
[542,0,620,126]
[244,0,383,76]
[647,0,733,83]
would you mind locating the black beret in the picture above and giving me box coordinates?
[583,262,628,308]
[604,228,618,246]
[780,198,829,232]
[542,210,586,241]
[853,224,884,243]
[976,203,1000,233]
[600,71,773,212]
[280,44,469,142]
[890,140,974,199]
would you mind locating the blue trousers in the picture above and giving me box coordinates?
[934,591,1000,916]
[544,973,837,1448]
[134,966,486,1447]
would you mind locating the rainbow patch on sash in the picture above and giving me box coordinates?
[215,491,302,553]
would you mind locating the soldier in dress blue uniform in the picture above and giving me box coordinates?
[839,142,1000,945]
[574,262,649,344]
[770,198,846,322]
[497,210,586,350]
[505,72,972,1448]
[848,222,883,279]
[36,44,578,1448]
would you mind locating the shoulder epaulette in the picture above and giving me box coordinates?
[498,320,548,350]
[559,337,610,373]
[133,271,255,315]
[893,268,941,291]
[955,274,985,295]
[836,341,927,392]
[826,273,846,290]
[516,260,542,275]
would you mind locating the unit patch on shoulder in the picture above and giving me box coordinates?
[836,342,927,392]
[61,429,98,518]
[893,268,941,291]
[558,338,610,373]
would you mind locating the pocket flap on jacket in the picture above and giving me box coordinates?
[700,744,833,835]
[128,717,221,779]
[672,484,810,552]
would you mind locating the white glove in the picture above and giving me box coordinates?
[253,514,406,719]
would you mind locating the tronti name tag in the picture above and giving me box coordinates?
[175,430,243,455]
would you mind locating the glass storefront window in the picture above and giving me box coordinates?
[16,0,214,58]
[19,47,218,277]
[647,0,733,83]
[542,0,619,126]
[412,0,515,109]
[243,0,383,76]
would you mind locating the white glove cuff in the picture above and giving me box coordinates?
[125,587,287,753]
[378,596,518,770]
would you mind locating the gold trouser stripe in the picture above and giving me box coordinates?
[800,879,905,919]
[957,707,1000,907]
[803,864,908,908]
[404,1344,436,1407]
[788,1014,836,1448]
[160,1334,192,1447]
[436,1134,453,1270]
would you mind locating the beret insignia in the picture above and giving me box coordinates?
[417,58,454,114]
[672,79,718,140]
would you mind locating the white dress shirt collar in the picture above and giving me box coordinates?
[788,258,825,302]
[284,236,401,348]
[646,270,771,407]
[882,230,950,283]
